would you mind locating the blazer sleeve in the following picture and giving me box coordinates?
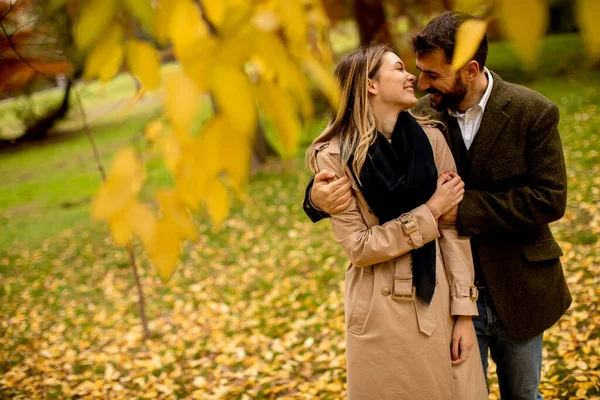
[457,102,567,235]
[427,127,478,316]
[316,148,440,268]
[302,177,330,223]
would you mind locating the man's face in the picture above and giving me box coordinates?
[415,48,468,111]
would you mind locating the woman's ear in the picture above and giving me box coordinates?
[367,78,378,95]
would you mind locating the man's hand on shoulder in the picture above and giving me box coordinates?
[311,170,352,214]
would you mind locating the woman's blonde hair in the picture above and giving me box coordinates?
[306,43,439,184]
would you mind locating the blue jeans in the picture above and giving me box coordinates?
[474,288,544,400]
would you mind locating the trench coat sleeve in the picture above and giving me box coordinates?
[316,148,440,268]
[457,102,567,235]
[425,126,478,316]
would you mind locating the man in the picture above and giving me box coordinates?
[303,11,571,400]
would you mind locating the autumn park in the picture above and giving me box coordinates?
[0,0,598,399]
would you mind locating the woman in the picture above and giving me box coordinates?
[306,44,487,399]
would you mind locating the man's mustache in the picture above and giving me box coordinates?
[426,89,443,95]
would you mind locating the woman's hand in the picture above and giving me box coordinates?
[451,316,476,365]
[425,172,465,219]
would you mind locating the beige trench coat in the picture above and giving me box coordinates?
[314,125,488,400]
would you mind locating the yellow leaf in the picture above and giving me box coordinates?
[123,0,156,34]
[129,203,157,248]
[156,0,177,44]
[452,19,488,71]
[576,0,600,61]
[306,5,330,30]
[108,203,134,246]
[125,40,161,90]
[168,0,208,56]
[83,24,124,82]
[215,0,253,37]
[91,148,144,220]
[156,190,198,241]
[252,10,280,32]
[256,80,301,159]
[195,117,225,179]
[303,54,340,109]
[174,117,225,210]
[108,200,156,246]
[164,72,200,130]
[174,155,206,211]
[576,387,587,397]
[144,119,164,142]
[220,133,252,196]
[205,180,230,229]
[158,135,182,174]
[208,63,257,136]
[202,0,226,29]
[252,31,313,119]
[75,0,117,50]
[277,0,307,52]
[178,37,217,91]
[497,0,548,68]
[147,220,182,282]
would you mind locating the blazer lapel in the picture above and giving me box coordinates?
[468,71,511,180]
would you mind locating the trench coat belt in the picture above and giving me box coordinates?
[393,257,436,336]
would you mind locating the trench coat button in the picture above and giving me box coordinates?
[381,286,391,296]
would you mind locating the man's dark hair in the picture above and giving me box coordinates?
[411,11,488,69]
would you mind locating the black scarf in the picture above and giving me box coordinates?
[356,111,438,304]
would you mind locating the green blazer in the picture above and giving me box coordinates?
[413,71,572,340]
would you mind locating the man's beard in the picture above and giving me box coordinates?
[428,77,468,111]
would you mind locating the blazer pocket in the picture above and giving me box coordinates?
[522,239,564,264]
[491,156,527,181]
[347,269,374,335]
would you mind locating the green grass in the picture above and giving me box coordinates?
[0,110,158,251]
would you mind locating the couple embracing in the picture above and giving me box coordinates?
[303,11,571,400]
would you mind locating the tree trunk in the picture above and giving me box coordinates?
[353,0,393,46]
[252,126,277,169]
[19,78,72,142]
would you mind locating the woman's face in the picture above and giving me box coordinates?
[369,52,417,109]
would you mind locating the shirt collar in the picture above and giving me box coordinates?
[448,67,493,117]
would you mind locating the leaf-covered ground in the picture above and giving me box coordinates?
[1,71,599,399]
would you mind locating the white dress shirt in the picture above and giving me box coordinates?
[448,68,493,150]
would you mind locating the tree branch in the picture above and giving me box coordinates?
[193,0,217,35]
[77,90,150,338]
[0,0,20,24]
[76,91,106,181]
[0,19,50,79]
[128,243,150,338]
